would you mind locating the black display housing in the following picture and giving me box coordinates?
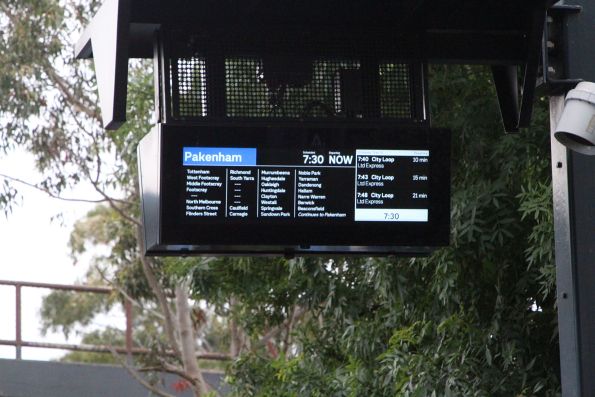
[138,124,450,256]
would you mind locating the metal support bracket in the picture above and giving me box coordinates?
[492,3,547,133]
[538,3,583,95]
[75,0,131,130]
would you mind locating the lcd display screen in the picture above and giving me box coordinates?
[139,124,450,255]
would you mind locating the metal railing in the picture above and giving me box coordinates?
[0,280,229,361]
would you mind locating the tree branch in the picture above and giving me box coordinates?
[229,297,246,358]
[140,363,195,385]
[64,103,106,189]
[45,67,99,122]
[161,357,221,397]
[136,224,182,359]
[94,264,165,321]
[282,305,301,356]
[175,280,210,396]
[257,306,307,349]
[107,347,177,397]
[0,173,107,204]
[87,176,141,226]
[141,362,222,397]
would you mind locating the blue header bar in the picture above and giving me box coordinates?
[183,147,257,166]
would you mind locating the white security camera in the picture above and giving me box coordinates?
[554,81,595,156]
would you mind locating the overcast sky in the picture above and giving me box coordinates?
[0,149,109,360]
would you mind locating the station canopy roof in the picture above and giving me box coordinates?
[77,0,557,63]
[75,0,557,130]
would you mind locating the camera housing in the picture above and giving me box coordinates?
[554,81,595,156]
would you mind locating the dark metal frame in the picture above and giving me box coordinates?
[152,29,429,126]
[490,3,548,132]
[539,4,583,95]
[76,0,558,133]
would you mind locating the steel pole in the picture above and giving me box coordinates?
[550,96,581,396]
[15,284,22,360]
[125,299,133,363]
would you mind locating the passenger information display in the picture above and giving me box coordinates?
[181,147,431,223]
[140,125,450,255]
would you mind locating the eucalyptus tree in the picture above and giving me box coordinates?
[1,1,216,395]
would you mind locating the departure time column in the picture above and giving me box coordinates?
[354,149,430,222]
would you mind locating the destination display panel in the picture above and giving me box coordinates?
[139,124,450,255]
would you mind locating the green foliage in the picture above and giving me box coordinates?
[58,327,124,364]
[0,0,149,211]
[105,60,155,189]
[40,288,112,339]
[204,66,559,396]
[0,0,64,152]
[1,0,97,196]
[0,178,19,216]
